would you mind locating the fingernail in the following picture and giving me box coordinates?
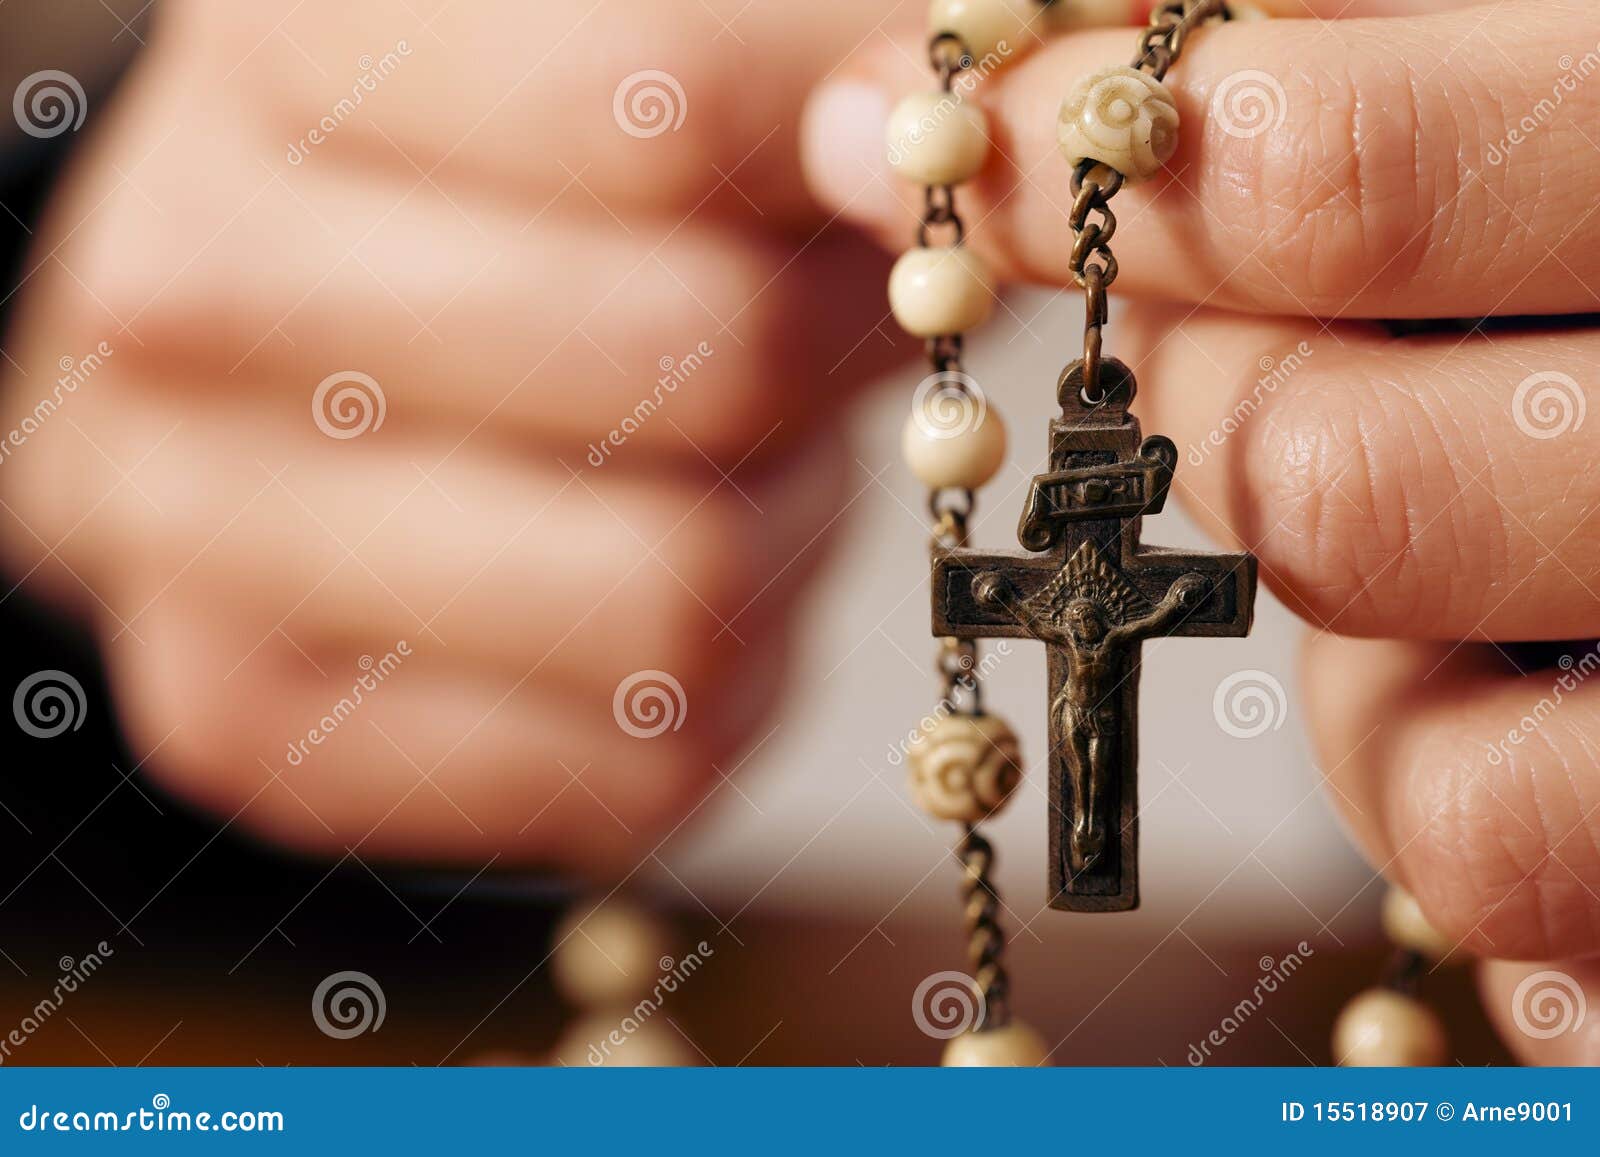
[800,79,899,226]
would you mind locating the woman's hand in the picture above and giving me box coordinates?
[802,0,1600,1062]
[0,0,905,873]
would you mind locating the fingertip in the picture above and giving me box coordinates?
[800,76,900,230]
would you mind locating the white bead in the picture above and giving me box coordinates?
[1382,886,1458,962]
[942,1020,1050,1066]
[1046,0,1134,29]
[887,92,990,187]
[901,388,1006,490]
[1229,1,1271,20]
[908,713,1023,823]
[1333,989,1449,1067]
[1058,66,1180,183]
[550,898,671,1009]
[889,247,995,337]
[928,0,1038,62]
[548,1011,698,1068]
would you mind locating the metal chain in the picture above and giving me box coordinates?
[1067,0,1231,402]
[959,826,1011,1029]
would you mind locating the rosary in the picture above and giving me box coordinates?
[888,0,1461,1067]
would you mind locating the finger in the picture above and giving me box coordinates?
[164,0,921,223]
[803,1,1600,317]
[1119,305,1600,641]
[106,604,791,872]
[1,388,848,701]
[1479,959,1600,1065]
[59,150,902,463]
[1301,631,1600,962]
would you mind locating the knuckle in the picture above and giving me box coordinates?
[1400,716,1600,960]
[1199,35,1437,312]
[1245,365,1488,634]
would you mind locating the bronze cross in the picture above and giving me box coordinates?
[931,360,1256,912]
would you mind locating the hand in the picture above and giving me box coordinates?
[0,1,905,872]
[802,0,1600,1062]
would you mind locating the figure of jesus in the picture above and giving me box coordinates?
[974,568,1209,873]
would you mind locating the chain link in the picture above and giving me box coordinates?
[1068,0,1231,402]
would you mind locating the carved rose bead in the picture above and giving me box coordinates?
[908,713,1023,823]
[928,0,1036,62]
[1057,66,1179,182]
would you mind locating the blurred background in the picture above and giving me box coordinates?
[0,0,1504,1066]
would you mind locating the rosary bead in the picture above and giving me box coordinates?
[928,0,1038,62]
[550,898,671,1009]
[1382,886,1458,963]
[886,92,990,187]
[908,713,1023,823]
[901,394,1007,490]
[889,246,995,338]
[1057,66,1179,183]
[942,1020,1050,1066]
[1332,989,1449,1067]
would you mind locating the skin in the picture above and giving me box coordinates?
[6,0,1600,1063]
[802,0,1600,1062]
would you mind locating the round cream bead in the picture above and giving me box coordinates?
[1229,1,1271,20]
[942,1020,1050,1066]
[928,0,1037,62]
[550,898,671,1009]
[901,390,1006,490]
[908,713,1023,823]
[1046,0,1134,29]
[886,92,990,187]
[1332,989,1449,1067]
[1058,66,1180,183]
[889,246,995,338]
[548,1011,698,1068]
[1382,886,1458,962]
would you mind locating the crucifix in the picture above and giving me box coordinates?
[931,359,1256,912]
